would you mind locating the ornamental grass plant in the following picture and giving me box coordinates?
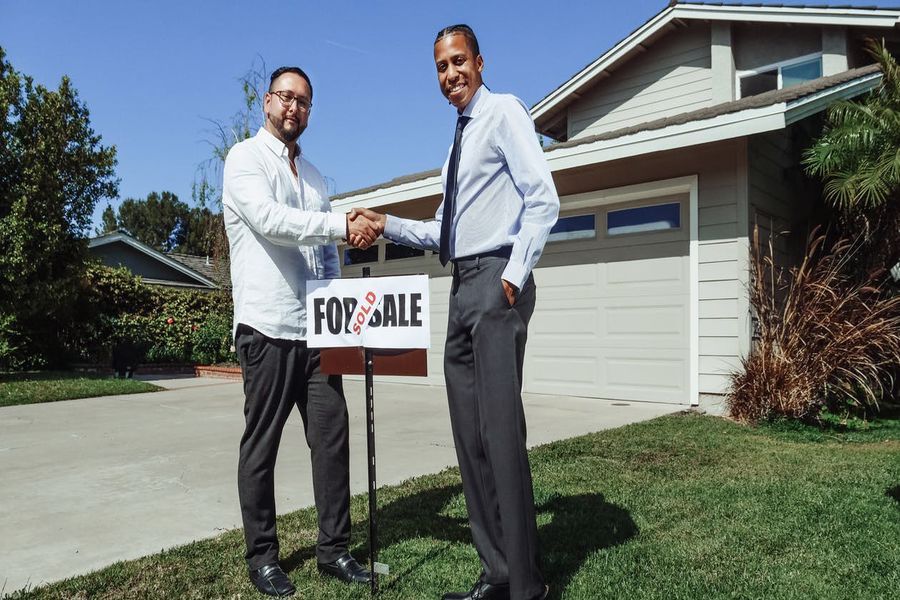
[728,226,900,422]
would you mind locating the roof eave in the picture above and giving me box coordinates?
[88,233,218,288]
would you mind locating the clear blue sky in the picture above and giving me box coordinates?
[1,0,893,230]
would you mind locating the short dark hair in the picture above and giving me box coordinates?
[268,66,313,97]
[434,24,480,56]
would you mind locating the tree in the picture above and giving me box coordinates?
[97,203,118,235]
[177,204,223,257]
[803,40,900,277]
[116,190,188,252]
[194,58,268,266]
[0,47,118,368]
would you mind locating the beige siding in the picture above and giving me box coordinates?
[733,23,821,71]
[567,23,712,141]
[747,130,810,264]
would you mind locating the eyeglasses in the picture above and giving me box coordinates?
[270,90,312,112]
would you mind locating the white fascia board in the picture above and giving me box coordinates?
[530,7,677,123]
[673,4,900,28]
[544,103,786,173]
[330,175,443,211]
[785,72,883,125]
[90,232,218,288]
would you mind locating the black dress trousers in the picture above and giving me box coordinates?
[444,256,544,600]
[235,324,351,570]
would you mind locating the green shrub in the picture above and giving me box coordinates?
[62,263,234,366]
[191,312,235,365]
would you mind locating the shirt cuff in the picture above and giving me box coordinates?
[501,260,528,291]
[383,215,403,241]
[327,212,346,241]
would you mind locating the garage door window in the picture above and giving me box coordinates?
[548,214,596,243]
[607,202,680,236]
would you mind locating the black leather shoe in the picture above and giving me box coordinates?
[248,563,296,597]
[317,553,371,584]
[441,578,510,600]
[530,585,550,600]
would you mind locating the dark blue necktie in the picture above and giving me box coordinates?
[439,115,471,266]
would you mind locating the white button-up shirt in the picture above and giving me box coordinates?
[223,127,345,340]
[383,85,559,289]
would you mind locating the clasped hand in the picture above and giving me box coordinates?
[345,208,387,249]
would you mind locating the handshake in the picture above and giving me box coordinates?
[344,208,387,250]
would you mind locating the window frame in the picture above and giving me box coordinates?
[604,200,683,239]
[735,52,823,99]
[546,212,599,245]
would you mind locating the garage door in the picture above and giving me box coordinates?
[341,193,691,404]
[523,194,690,403]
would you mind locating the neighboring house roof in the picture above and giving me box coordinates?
[531,1,900,138]
[88,231,224,290]
[330,65,883,209]
[168,252,232,288]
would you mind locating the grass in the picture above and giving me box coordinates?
[0,371,161,407]
[4,413,899,600]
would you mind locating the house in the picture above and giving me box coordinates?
[332,1,900,408]
[88,230,230,290]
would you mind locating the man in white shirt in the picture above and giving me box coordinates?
[351,25,557,600]
[223,66,379,597]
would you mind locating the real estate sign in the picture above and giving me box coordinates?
[306,274,430,349]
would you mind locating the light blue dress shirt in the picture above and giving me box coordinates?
[383,85,560,290]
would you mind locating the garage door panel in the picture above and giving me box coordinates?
[533,264,598,297]
[605,352,688,403]
[605,256,685,285]
[604,301,687,338]
[531,306,600,339]
[524,347,687,402]
[524,352,600,395]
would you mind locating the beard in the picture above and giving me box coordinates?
[267,112,305,143]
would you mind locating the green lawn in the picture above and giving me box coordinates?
[6,413,899,600]
[0,371,161,407]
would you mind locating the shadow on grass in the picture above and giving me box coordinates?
[887,485,900,504]
[539,493,637,599]
[282,484,637,598]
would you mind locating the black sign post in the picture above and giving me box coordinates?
[363,266,379,596]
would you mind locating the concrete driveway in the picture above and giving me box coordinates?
[0,376,680,594]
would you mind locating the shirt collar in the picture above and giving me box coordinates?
[256,126,301,160]
[460,85,488,119]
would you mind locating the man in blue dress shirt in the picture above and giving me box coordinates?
[352,24,558,600]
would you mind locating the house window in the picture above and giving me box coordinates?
[738,54,823,98]
[343,245,379,265]
[607,202,680,236]
[548,214,596,243]
[385,242,425,261]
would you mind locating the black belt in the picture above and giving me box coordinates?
[451,246,512,265]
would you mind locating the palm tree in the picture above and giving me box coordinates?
[803,40,900,278]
